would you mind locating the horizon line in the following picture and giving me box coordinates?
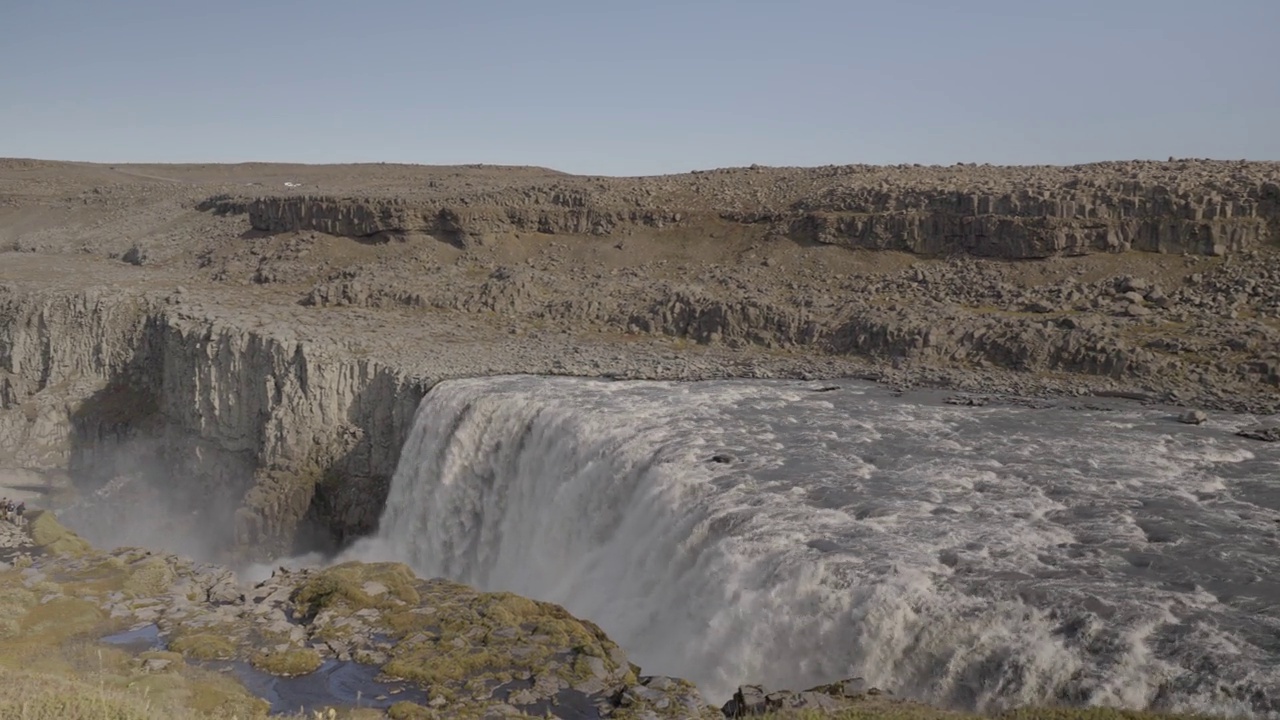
[3,155,1277,180]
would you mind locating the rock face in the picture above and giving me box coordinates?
[0,284,426,559]
[7,250,1280,558]
[201,160,1280,259]
[232,196,685,247]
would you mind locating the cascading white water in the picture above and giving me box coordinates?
[343,375,1280,716]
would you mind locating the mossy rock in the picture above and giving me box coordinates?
[379,582,631,692]
[169,632,237,661]
[251,646,323,676]
[122,556,176,598]
[26,509,94,557]
[293,561,421,617]
[382,645,512,687]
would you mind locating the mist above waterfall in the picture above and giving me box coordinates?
[335,375,1280,715]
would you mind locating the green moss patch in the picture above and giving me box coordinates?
[122,557,177,597]
[376,579,632,694]
[26,509,94,556]
[251,647,323,676]
[293,561,421,618]
[168,632,237,661]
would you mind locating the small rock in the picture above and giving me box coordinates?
[122,245,148,266]
[1122,277,1150,293]
[838,678,870,697]
[1178,410,1208,425]
[710,454,735,464]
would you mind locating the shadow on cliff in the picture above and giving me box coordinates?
[227,370,430,566]
[55,312,417,565]
[284,375,432,561]
[59,315,255,560]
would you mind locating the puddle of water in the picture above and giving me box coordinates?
[206,659,432,714]
[101,623,163,652]
[93,629,615,717]
[101,627,429,713]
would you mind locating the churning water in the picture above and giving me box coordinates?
[340,375,1280,716]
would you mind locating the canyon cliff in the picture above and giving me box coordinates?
[1,158,1278,559]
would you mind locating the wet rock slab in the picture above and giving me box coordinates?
[1237,424,1280,442]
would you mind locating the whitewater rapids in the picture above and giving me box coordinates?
[339,375,1280,716]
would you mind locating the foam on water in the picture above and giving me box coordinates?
[339,375,1280,716]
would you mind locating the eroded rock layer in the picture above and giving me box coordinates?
[202,161,1280,257]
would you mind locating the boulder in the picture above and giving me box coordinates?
[1178,410,1208,425]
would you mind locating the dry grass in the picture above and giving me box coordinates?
[0,664,163,720]
[0,663,380,720]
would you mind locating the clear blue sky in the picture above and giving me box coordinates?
[3,0,1277,175]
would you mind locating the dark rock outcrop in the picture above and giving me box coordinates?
[202,161,1280,259]
[1237,424,1280,442]
[721,677,890,717]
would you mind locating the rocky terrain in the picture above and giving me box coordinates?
[1,157,1279,562]
[0,508,944,719]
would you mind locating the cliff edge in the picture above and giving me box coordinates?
[1,158,1278,562]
